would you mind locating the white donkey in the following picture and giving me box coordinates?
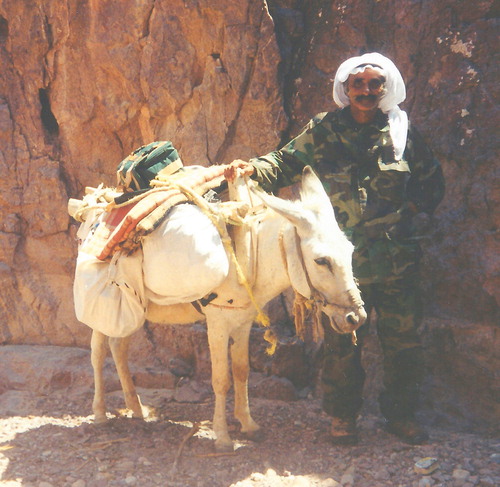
[84,166,366,452]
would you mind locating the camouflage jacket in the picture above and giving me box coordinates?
[250,108,445,283]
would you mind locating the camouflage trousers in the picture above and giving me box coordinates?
[321,274,424,421]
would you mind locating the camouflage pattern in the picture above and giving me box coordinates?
[250,107,445,284]
[250,107,444,420]
[321,277,425,421]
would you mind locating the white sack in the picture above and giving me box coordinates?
[142,203,230,305]
[73,249,146,337]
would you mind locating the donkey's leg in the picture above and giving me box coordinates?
[109,335,144,418]
[206,316,233,452]
[230,320,262,439]
[91,330,108,423]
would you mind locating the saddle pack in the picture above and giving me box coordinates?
[116,140,183,192]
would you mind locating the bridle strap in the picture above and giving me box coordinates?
[278,224,363,346]
[278,224,364,312]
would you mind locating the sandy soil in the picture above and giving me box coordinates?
[0,386,498,487]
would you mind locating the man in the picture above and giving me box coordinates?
[224,52,445,445]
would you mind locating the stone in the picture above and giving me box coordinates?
[174,378,212,403]
[289,477,311,487]
[340,472,355,486]
[414,457,440,475]
[478,477,498,487]
[452,468,471,482]
[114,460,135,471]
[249,375,297,402]
[490,453,500,464]
[321,479,342,487]
[168,357,194,378]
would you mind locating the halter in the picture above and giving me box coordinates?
[278,224,364,342]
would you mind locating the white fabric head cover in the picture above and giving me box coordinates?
[333,52,408,160]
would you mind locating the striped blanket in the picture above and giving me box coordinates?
[80,165,227,261]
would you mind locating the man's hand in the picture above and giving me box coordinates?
[224,159,255,182]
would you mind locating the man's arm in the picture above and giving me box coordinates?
[249,117,324,193]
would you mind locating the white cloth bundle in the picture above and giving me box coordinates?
[73,203,230,337]
[142,204,229,305]
[74,249,146,337]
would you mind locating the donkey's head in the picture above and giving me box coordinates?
[250,166,366,335]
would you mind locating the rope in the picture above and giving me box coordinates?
[70,185,116,222]
[72,203,107,223]
[166,180,277,355]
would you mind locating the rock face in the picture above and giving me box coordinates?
[0,1,497,428]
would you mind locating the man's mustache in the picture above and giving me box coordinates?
[355,95,378,103]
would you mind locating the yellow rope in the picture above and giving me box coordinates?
[168,180,277,355]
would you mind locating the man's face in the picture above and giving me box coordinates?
[345,67,386,114]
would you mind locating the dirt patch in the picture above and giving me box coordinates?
[0,387,498,487]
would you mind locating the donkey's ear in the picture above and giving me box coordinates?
[249,185,312,230]
[299,166,331,210]
[299,166,342,231]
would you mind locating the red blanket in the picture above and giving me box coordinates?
[81,165,226,261]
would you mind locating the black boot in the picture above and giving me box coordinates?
[385,418,429,445]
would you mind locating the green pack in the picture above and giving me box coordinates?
[116,141,183,192]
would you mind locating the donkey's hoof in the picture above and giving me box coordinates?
[93,413,108,424]
[242,428,265,443]
[214,440,234,453]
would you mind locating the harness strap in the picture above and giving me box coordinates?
[278,224,362,345]
[170,180,277,355]
[278,225,323,342]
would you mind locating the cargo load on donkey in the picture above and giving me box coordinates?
[69,141,231,338]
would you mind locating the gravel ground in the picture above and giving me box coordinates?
[0,387,498,487]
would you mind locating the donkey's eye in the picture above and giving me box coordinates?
[315,257,333,272]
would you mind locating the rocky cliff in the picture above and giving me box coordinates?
[0,0,498,428]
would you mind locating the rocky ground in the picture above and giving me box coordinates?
[0,382,499,487]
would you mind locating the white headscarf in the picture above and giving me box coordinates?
[333,52,408,160]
